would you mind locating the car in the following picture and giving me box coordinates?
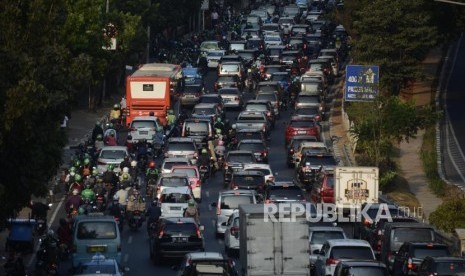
[236,139,269,163]
[159,186,196,218]
[256,81,283,98]
[305,10,324,23]
[149,217,205,263]
[176,252,240,276]
[235,111,271,137]
[155,173,191,199]
[191,103,223,122]
[164,137,198,160]
[286,135,319,167]
[160,157,191,174]
[219,55,243,65]
[392,242,451,275]
[233,129,267,145]
[256,91,280,117]
[270,71,291,94]
[282,5,301,20]
[300,80,324,96]
[211,189,258,236]
[312,239,376,276]
[260,65,284,81]
[170,165,202,200]
[417,256,465,275]
[293,106,323,121]
[243,163,274,183]
[214,75,243,91]
[223,210,240,256]
[310,168,335,203]
[285,117,320,145]
[243,100,276,127]
[308,58,334,83]
[245,37,265,52]
[290,24,311,36]
[128,116,161,144]
[198,94,224,110]
[200,40,221,56]
[242,29,262,40]
[356,203,406,240]
[246,15,262,27]
[264,181,306,203]
[292,141,329,167]
[308,226,347,258]
[228,41,247,52]
[266,45,286,64]
[296,153,338,186]
[301,71,328,90]
[236,49,258,67]
[250,9,268,23]
[295,94,324,111]
[223,150,257,184]
[179,82,204,107]
[280,50,302,67]
[181,118,213,148]
[97,146,129,173]
[73,253,129,276]
[263,33,283,47]
[318,55,339,77]
[218,61,244,79]
[278,17,296,35]
[333,260,388,276]
[229,171,266,192]
[261,23,280,35]
[218,88,243,109]
[206,50,226,68]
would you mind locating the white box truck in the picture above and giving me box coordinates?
[334,166,379,210]
[239,204,310,276]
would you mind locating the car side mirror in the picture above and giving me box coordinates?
[313,249,320,254]
[211,202,217,207]
[221,222,228,226]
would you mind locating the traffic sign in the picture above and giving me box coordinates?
[345,65,379,102]
[201,0,209,10]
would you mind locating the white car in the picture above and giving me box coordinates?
[155,173,191,199]
[243,163,274,183]
[160,157,191,174]
[159,186,196,218]
[96,146,129,173]
[264,34,283,47]
[313,239,376,276]
[206,50,225,68]
[129,116,161,144]
[223,209,240,256]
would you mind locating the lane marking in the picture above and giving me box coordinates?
[123,253,129,263]
[128,236,133,244]
[205,191,210,198]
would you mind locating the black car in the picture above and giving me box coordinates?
[286,135,318,167]
[296,153,338,186]
[264,181,305,203]
[237,49,258,67]
[236,139,268,163]
[229,171,266,192]
[244,100,277,127]
[223,150,256,184]
[198,94,224,111]
[392,242,451,275]
[286,36,308,53]
[149,217,205,264]
[417,256,465,275]
[233,129,267,145]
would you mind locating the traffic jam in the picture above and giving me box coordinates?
[13,0,465,275]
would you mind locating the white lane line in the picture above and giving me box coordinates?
[123,253,129,263]
[208,204,213,211]
[211,219,216,228]
[205,191,210,198]
[128,236,133,244]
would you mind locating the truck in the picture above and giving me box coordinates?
[239,204,310,276]
[334,166,379,210]
[124,63,182,126]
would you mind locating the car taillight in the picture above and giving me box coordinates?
[157,185,161,191]
[376,240,382,251]
[289,148,294,153]
[197,227,202,238]
[216,207,221,215]
[407,258,413,270]
[158,229,164,238]
[269,176,275,182]
[326,258,339,266]
[230,227,239,236]
[262,150,268,156]
[235,97,239,101]
[196,180,201,187]
[363,219,372,226]
[266,111,271,117]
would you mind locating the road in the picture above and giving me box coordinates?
[34,69,340,275]
[442,33,465,185]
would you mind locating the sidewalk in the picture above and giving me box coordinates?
[330,47,444,221]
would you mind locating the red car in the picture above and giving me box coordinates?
[285,116,320,145]
[311,169,334,203]
[170,165,202,202]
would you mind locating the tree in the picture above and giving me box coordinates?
[430,198,465,233]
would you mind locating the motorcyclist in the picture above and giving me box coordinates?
[146,198,162,235]
[82,158,92,177]
[105,132,117,146]
[91,121,104,143]
[94,134,104,152]
[115,183,129,210]
[152,127,165,156]
[119,156,131,171]
[30,200,50,223]
[129,160,138,181]
[126,189,145,223]
[214,118,225,134]
[165,109,176,130]
[119,166,131,181]
[65,189,83,216]
[107,195,123,218]
[102,165,118,190]
[68,174,83,195]
[183,199,200,224]
[110,104,121,124]
[135,138,148,161]
[125,135,135,153]
[219,35,229,50]
[215,140,226,158]
[56,218,72,257]
[104,123,118,142]
[81,183,96,202]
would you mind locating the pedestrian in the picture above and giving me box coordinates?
[211,10,219,28]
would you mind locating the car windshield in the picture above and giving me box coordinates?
[193,107,215,115]
[161,192,192,203]
[330,246,374,260]
[238,115,264,121]
[221,195,254,209]
[172,168,198,178]
[309,63,324,71]
[295,107,319,115]
[290,120,316,128]
[301,146,327,155]
[263,25,279,32]
[269,48,282,55]
[100,150,126,159]
[365,208,401,222]
[233,175,264,186]
[256,94,276,102]
[168,142,195,151]
[264,67,281,74]
[202,42,219,49]
[77,221,117,240]
[435,261,465,274]
[238,142,265,151]
[245,104,267,111]
[238,52,254,60]
[221,64,239,72]
[160,177,189,187]
[302,156,337,166]
[200,97,220,104]
[292,28,307,34]
[218,76,236,82]
[324,175,334,188]
[271,74,289,82]
[185,122,209,134]
[301,83,320,92]
[236,132,262,140]
[230,44,245,51]
[279,18,294,24]
[189,261,231,275]
[131,120,157,129]
[163,161,189,170]
[183,85,201,93]
[218,89,238,95]
[265,36,281,41]
[208,52,223,57]
[347,267,388,276]
[163,223,197,237]
[392,228,434,249]
[245,168,271,176]
[80,264,117,274]
[246,40,261,48]
[227,153,254,163]
[297,96,319,103]
[413,247,449,258]
[268,187,304,200]
[310,231,345,244]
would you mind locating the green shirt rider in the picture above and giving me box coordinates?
[166,109,176,127]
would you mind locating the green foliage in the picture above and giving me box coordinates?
[430,198,465,233]
[420,125,446,197]
[379,170,398,190]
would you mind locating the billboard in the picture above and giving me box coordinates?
[345,65,379,102]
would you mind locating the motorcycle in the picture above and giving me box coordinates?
[216,155,225,171]
[129,210,143,231]
[35,239,58,275]
[95,193,106,212]
[199,164,210,181]
[35,218,47,236]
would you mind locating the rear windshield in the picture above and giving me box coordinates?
[366,208,402,222]
[163,161,189,170]
[161,193,192,203]
[262,25,279,32]
[310,231,345,245]
[236,132,262,140]
[292,28,307,34]
[434,261,465,274]
[264,67,281,74]
[131,120,157,129]
[256,94,276,102]
[185,122,209,133]
[200,97,221,104]
[233,175,264,186]
[301,146,327,155]
[268,188,304,201]
[238,142,265,151]
[297,95,319,103]
[301,83,320,92]
[193,107,215,115]
[238,52,254,60]
[218,89,238,95]
[347,267,388,276]
[413,247,449,258]
[187,261,231,275]
[100,150,126,160]
[172,168,198,178]
[245,168,271,176]
[303,156,337,166]
[218,76,236,82]
[220,64,240,72]
[221,195,254,209]
[279,18,294,24]
[245,104,267,111]
[392,228,434,249]
[324,175,334,188]
[163,223,197,236]
[230,44,245,51]
[269,48,282,55]
[295,107,319,115]
[271,74,289,82]
[77,221,117,240]
[290,120,316,128]
[168,142,195,151]
[246,40,261,49]
[330,246,374,260]
[238,115,264,121]
[227,153,254,163]
[160,177,189,187]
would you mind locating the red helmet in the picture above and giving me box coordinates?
[149,161,156,168]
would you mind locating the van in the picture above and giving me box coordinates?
[218,62,244,79]
[380,222,436,271]
[129,116,161,144]
[72,214,121,268]
[181,118,213,148]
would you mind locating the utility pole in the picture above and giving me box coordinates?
[102,0,110,103]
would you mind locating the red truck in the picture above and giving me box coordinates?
[124,63,182,126]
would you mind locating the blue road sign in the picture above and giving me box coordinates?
[345,65,379,102]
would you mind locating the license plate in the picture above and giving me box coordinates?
[173,237,188,243]
[139,131,148,135]
[297,130,307,134]
[87,245,107,253]
[170,207,181,210]
[185,94,195,98]
[223,98,231,102]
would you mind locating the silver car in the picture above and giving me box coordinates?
[164,137,198,160]
[218,88,243,109]
[97,146,129,173]
[129,116,161,144]
[160,157,191,174]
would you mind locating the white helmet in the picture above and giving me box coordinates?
[113,194,119,201]
[70,171,75,177]
[122,167,129,173]
[72,189,79,195]
[131,160,137,167]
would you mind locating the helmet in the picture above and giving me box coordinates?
[47,229,55,237]
[122,167,129,173]
[108,123,114,129]
[84,158,90,165]
[218,140,224,146]
[96,134,103,141]
[70,171,76,177]
[113,104,119,110]
[127,135,132,141]
[74,174,82,182]
[96,121,101,127]
[108,164,114,171]
[92,167,98,176]
[78,207,85,215]
[69,167,76,173]
[72,189,79,195]
[188,199,195,207]
[216,117,222,123]
[124,156,129,161]
[168,109,174,115]
[201,148,208,154]
[152,198,158,206]
[216,128,222,135]
[131,160,137,167]
[222,36,226,40]
[149,161,156,168]
[74,160,81,167]
[122,174,129,180]
[232,124,236,129]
